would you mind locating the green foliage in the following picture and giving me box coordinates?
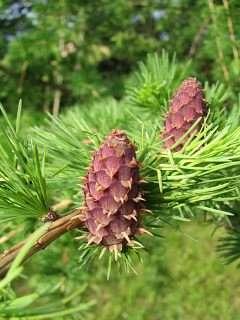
[0,0,168,111]
[0,43,240,318]
[0,223,94,319]
[218,229,240,265]
[29,54,240,266]
[0,103,49,223]
[1,0,240,113]
[127,51,188,111]
[0,0,240,318]
[86,223,240,320]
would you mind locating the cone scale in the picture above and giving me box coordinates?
[83,130,144,252]
[163,77,206,150]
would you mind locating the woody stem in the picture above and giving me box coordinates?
[0,209,84,278]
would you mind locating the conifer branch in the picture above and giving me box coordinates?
[0,209,83,278]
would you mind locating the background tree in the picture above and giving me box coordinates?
[0,0,239,113]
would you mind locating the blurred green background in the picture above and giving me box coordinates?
[1,0,240,319]
[1,0,240,115]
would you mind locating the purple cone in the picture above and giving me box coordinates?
[163,78,206,150]
[83,130,144,252]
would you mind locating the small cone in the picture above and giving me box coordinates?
[163,77,206,150]
[83,130,144,251]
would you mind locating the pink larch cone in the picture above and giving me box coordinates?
[163,77,206,150]
[83,130,145,252]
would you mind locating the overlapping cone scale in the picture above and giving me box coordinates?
[163,77,206,150]
[83,130,144,252]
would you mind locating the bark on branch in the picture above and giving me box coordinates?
[0,209,84,278]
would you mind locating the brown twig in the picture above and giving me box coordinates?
[52,88,62,117]
[207,0,230,82]
[0,229,20,245]
[188,17,209,58]
[222,0,239,62]
[52,199,73,212]
[0,209,84,278]
[0,63,67,93]
[17,61,28,95]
